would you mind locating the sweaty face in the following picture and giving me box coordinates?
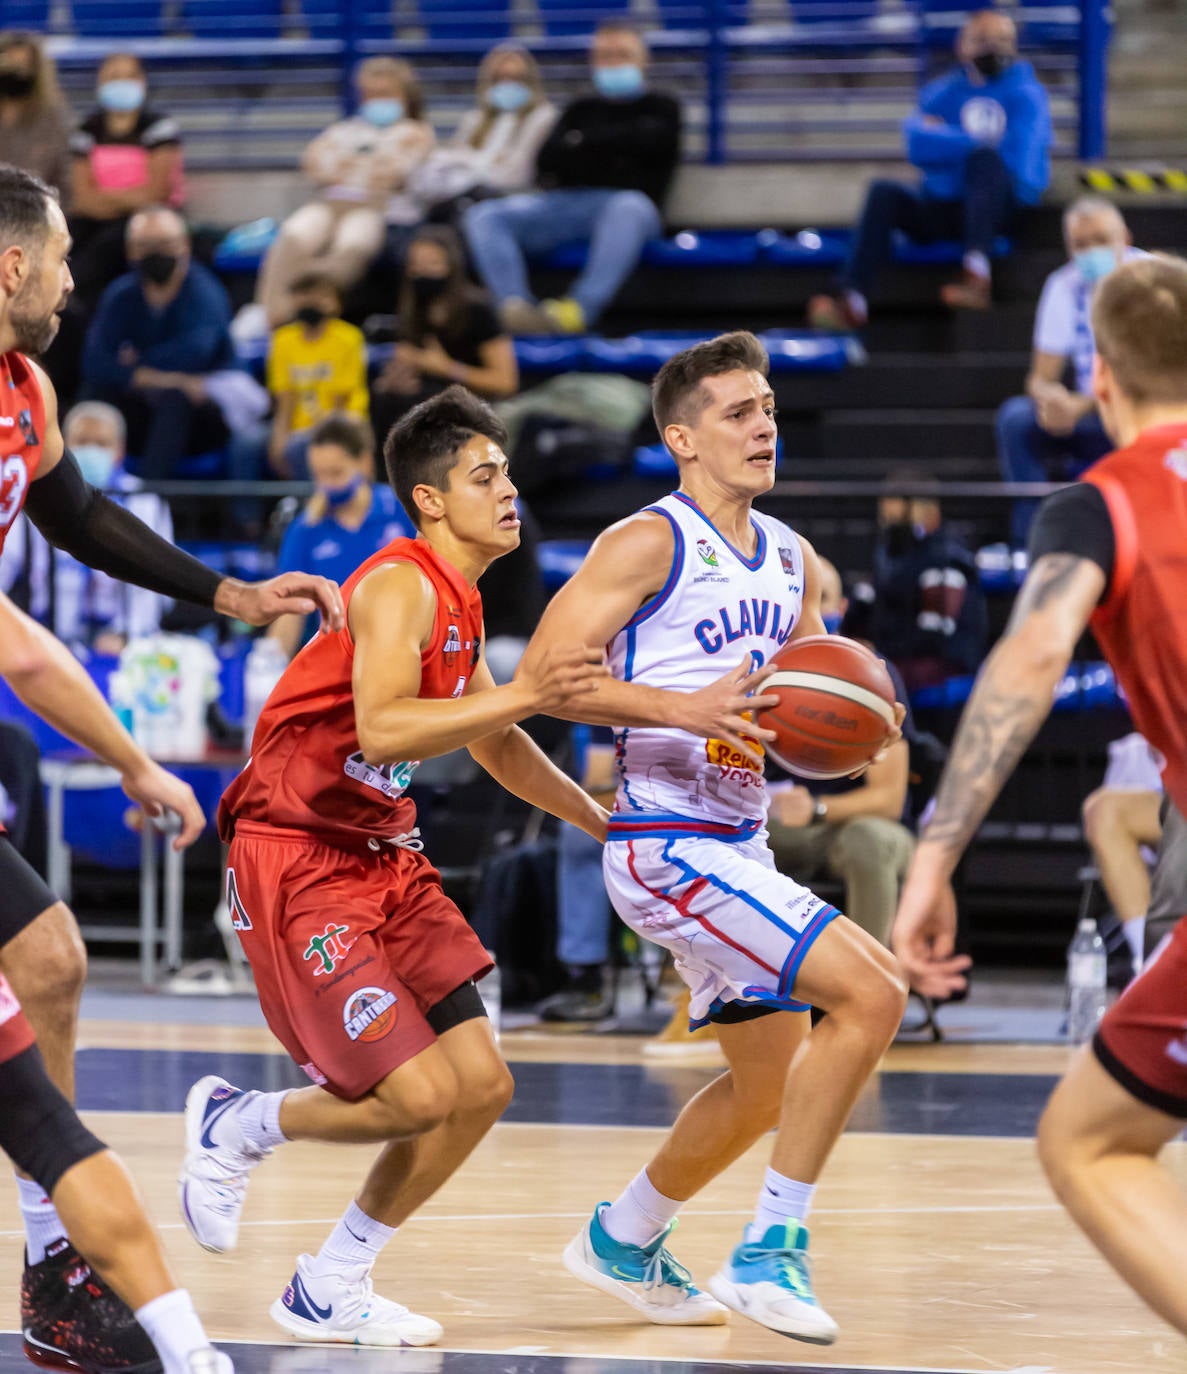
[674,370,778,496]
[9,201,73,356]
[433,434,520,557]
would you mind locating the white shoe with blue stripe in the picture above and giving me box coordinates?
[178,1075,269,1254]
[270,1254,443,1346]
[708,1221,839,1344]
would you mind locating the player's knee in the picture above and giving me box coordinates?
[375,1062,459,1137]
[470,1059,514,1120]
[853,955,910,1036]
[1081,787,1114,847]
[1036,1097,1088,1199]
[7,903,87,1010]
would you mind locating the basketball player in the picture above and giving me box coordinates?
[520,331,909,1343]
[0,162,342,1370]
[893,254,1187,1335]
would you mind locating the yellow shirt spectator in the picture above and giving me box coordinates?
[267,317,369,433]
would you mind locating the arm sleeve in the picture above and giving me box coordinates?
[1026,482,1116,595]
[23,451,223,606]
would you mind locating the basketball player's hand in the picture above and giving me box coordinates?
[683,656,780,765]
[892,859,971,999]
[217,573,346,634]
[848,699,907,778]
[120,761,205,851]
[518,644,608,713]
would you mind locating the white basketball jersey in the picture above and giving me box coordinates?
[607,491,805,827]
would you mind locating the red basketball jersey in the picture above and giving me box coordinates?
[1083,421,1187,814]
[0,352,46,553]
[218,537,484,846]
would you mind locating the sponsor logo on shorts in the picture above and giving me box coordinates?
[300,1061,328,1086]
[343,986,399,1043]
[696,538,718,568]
[314,953,377,998]
[302,922,355,977]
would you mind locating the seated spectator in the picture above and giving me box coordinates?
[411,43,557,226]
[462,20,680,334]
[766,558,916,949]
[870,470,987,692]
[0,402,172,654]
[266,413,414,657]
[809,10,1050,329]
[81,207,244,479]
[0,31,70,202]
[69,53,183,308]
[252,58,434,331]
[267,273,369,481]
[996,197,1140,545]
[370,225,517,443]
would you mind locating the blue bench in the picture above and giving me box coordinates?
[536,539,591,591]
[912,662,1121,714]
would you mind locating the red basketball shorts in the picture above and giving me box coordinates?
[225,821,492,1100]
[1094,912,1187,1117]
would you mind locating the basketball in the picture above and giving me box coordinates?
[759,635,897,780]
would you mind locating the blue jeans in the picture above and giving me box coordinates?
[462,188,662,325]
[556,821,612,966]
[995,394,1113,545]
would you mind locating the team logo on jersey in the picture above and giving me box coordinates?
[443,623,463,655]
[343,986,399,1042]
[344,750,418,799]
[778,546,797,575]
[696,539,719,568]
[302,922,355,977]
[17,408,37,448]
[1165,448,1187,480]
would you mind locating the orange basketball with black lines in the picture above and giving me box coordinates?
[759,635,896,780]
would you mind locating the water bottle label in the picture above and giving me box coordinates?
[1069,952,1107,987]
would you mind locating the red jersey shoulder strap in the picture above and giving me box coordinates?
[1083,469,1138,615]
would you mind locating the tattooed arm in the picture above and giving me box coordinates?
[891,553,1106,997]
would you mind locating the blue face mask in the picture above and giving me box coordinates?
[74,444,118,489]
[320,474,365,509]
[1075,245,1119,285]
[98,79,145,113]
[822,611,843,635]
[359,98,404,128]
[593,64,645,99]
[487,80,533,113]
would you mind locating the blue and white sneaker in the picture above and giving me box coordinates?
[708,1222,838,1344]
[178,1075,270,1254]
[562,1203,727,1325]
[270,1254,443,1346]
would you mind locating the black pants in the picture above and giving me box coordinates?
[842,147,1021,296]
[67,215,132,311]
[0,724,47,880]
[95,387,229,480]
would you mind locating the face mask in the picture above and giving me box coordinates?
[487,80,533,113]
[73,444,118,488]
[970,52,1012,81]
[295,305,326,328]
[409,275,448,305]
[822,611,843,635]
[98,79,146,113]
[359,98,404,128]
[320,474,364,509]
[137,252,177,286]
[1075,245,1118,285]
[0,70,36,100]
[593,64,645,99]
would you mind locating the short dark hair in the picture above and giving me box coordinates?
[651,330,770,434]
[1092,254,1187,404]
[0,163,55,256]
[309,411,373,460]
[290,271,340,300]
[383,384,509,527]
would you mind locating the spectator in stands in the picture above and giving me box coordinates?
[0,32,70,203]
[68,53,184,308]
[809,10,1050,329]
[767,558,916,949]
[995,197,1140,545]
[82,207,243,479]
[267,273,369,480]
[0,722,47,879]
[251,58,434,332]
[370,225,517,443]
[869,469,987,692]
[462,20,681,335]
[411,44,557,226]
[0,402,172,655]
[266,413,413,658]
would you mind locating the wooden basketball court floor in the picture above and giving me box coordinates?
[1,1020,1182,1373]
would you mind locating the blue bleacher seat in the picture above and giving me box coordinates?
[214,219,279,275]
[761,329,853,373]
[512,337,587,372]
[183,0,285,39]
[125,451,227,480]
[71,0,167,36]
[537,540,592,590]
[913,663,1121,714]
[537,0,631,36]
[894,233,1013,266]
[654,0,748,27]
[302,0,394,38]
[762,229,848,268]
[4,0,50,26]
[419,0,511,41]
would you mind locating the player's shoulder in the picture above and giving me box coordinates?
[593,505,678,561]
[351,554,437,622]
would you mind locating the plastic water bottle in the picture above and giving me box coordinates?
[1067,917,1108,1045]
[478,956,501,1040]
[242,637,288,750]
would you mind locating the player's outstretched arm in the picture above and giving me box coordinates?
[892,552,1105,997]
[0,591,204,849]
[23,362,345,632]
[350,562,605,764]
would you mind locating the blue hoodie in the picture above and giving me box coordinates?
[903,59,1051,205]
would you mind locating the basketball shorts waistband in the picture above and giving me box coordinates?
[606,812,765,844]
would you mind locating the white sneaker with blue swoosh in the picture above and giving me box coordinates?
[178,1075,270,1254]
[270,1254,444,1346]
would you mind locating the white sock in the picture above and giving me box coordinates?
[228,1090,288,1154]
[843,289,869,323]
[748,1166,816,1241]
[134,1289,212,1374]
[603,1167,683,1248]
[16,1175,66,1265]
[963,250,991,281]
[1123,915,1146,970]
[307,1200,395,1281]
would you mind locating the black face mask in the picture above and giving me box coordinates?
[137,252,178,286]
[295,305,326,328]
[882,521,921,558]
[971,52,1013,80]
[0,70,36,99]
[409,275,449,305]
